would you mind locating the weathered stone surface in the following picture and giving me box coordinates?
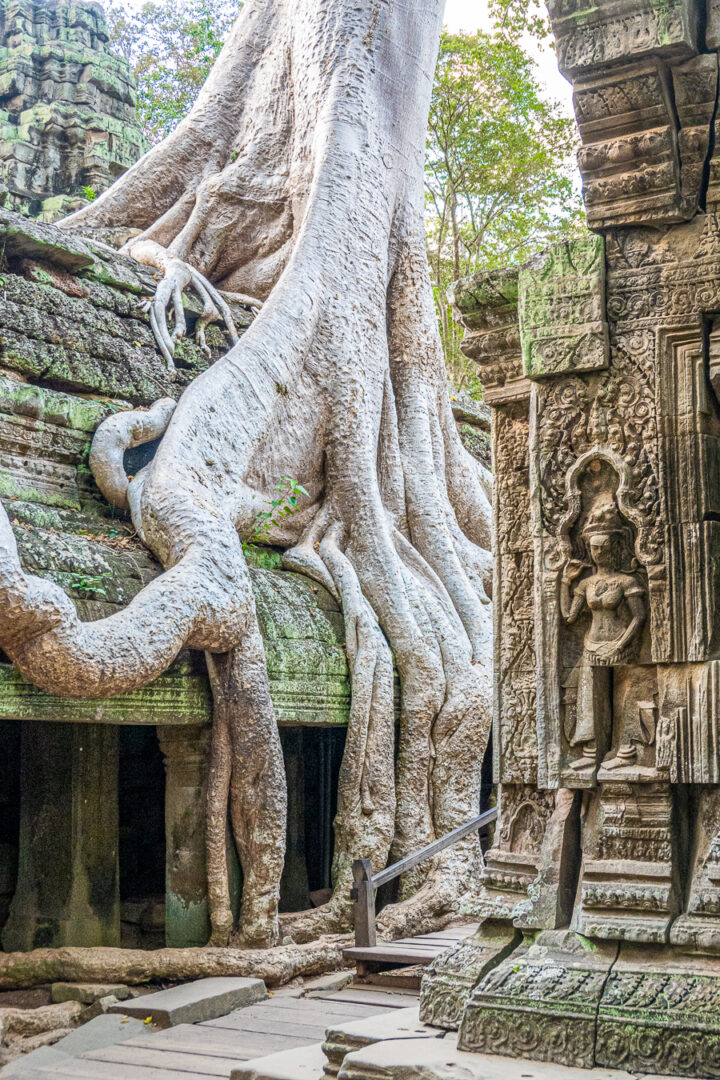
[322,1007,437,1076]
[0,0,149,219]
[51,982,132,1005]
[545,3,720,228]
[519,236,609,379]
[230,1043,329,1080]
[596,946,720,1078]
[547,1,699,80]
[458,932,618,1069]
[49,1012,148,1056]
[419,922,520,1031]
[108,976,267,1028]
[336,1033,640,1080]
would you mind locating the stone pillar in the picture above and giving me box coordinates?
[158,726,211,948]
[2,721,120,951]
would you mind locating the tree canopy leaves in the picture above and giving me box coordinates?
[107,0,243,143]
[427,3,585,392]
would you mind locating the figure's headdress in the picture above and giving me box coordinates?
[581,495,627,539]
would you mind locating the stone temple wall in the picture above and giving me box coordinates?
[0,209,351,950]
[420,3,720,1077]
[0,0,148,220]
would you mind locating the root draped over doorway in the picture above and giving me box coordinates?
[0,0,494,965]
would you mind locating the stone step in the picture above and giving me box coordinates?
[336,1034,662,1080]
[322,1006,440,1077]
[229,1042,328,1080]
[107,976,267,1028]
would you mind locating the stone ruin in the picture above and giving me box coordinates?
[0,0,148,220]
[0,0,490,960]
[420,2,720,1076]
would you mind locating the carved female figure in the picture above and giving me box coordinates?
[560,495,645,772]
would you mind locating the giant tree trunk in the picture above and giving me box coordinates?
[0,0,493,955]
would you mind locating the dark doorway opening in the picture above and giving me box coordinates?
[0,720,20,934]
[279,726,347,912]
[118,726,166,947]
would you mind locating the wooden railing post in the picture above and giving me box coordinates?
[351,858,376,948]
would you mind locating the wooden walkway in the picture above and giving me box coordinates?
[18,983,420,1080]
[343,922,478,985]
[16,925,479,1079]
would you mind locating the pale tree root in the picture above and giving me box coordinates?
[0,0,495,956]
[0,940,350,992]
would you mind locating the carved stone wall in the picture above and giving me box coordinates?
[0,0,148,220]
[421,3,720,1074]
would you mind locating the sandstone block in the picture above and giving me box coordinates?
[108,976,267,1028]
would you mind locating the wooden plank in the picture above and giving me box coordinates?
[355,972,422,990]
[83,1044,248,1075]
[371,808,496,888]
[313,988,418,1008]
[342,946,440,964]
[125,1027,317,1058]
[200,1015,329,1039]
[222,1000,383,1023]
[35,1059,221,1080]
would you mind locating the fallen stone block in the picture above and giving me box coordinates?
[323,1006,439,1076]
[337,1034,643,1080]
[108,975,267,1028]
[51,982,132,1005]
[52,1012,149,1056]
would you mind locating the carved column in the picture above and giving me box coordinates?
[158,725,211,948]
[2,721,120,950]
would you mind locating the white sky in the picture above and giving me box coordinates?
[443,0,574,115]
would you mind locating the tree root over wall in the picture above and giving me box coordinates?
[0,0,494,978]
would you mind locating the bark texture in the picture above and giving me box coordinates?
[0,0,493,953]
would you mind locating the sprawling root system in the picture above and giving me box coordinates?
[0,0,493,973]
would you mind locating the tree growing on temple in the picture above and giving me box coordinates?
[0,0,493,972]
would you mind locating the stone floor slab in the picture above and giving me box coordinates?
[322,1006,439,1076]
[50,1013,150,1057]
[108,977,267,1028]
[0,1046,70,1076]
[229,1043,327,1080]
[337,1034,661,1080]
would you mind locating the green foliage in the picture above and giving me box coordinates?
[426,4,585,391]
[106,0,243,143]
[80,185,97,202]
[241,477,309,557]
[67,571,112,597]
[251,477,309,542]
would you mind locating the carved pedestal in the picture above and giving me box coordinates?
[419,920,520,1030]
[459,931,618,1069]
[576,782,682,944]
[597,946,720,1078]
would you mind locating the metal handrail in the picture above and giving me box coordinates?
[349,806,498,948]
